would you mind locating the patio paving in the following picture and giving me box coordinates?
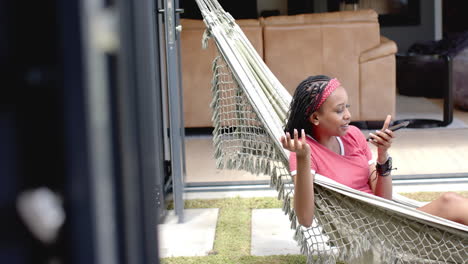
[158,208,218,258]
[251,208,301,256]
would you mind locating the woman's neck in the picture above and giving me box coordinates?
[315,134,336,149]
[311,128,340,154]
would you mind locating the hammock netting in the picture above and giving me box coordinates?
[196,0,468,263]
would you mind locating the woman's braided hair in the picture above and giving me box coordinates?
[284,75,331,137]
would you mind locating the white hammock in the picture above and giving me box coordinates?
[195,0,468,263]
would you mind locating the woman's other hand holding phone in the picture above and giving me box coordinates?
[368,115,394,163]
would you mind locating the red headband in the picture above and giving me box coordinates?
[315,78,341,111]
[304,78,341,115]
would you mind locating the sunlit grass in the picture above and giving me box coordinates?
[399,191,468,201]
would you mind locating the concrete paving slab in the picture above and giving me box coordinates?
[251,208,301,256]
[158,208,219,258]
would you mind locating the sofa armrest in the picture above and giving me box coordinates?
[359,50,396,121]
[360,36,398,63]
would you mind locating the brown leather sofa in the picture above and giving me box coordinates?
[181,9,397,128]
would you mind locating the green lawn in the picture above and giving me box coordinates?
[161,192,468,264]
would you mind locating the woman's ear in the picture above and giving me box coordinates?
[309,113,319,125]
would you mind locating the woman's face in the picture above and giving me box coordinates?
[311,86,351,137]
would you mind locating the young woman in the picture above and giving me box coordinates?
[280,75,468,227]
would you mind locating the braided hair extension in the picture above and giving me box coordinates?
[284,75,331,137]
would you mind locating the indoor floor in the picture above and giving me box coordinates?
[185,95,468,184]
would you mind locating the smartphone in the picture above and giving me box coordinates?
[366,121,410,141]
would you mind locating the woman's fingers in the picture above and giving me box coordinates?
[286,132,292,149]
[281,129,308,152]
[369,115,395,151]
[281,133,290,149]
[293,129,300,150]
[369,133,384,145]
[369,131,392,149]
[280,135,287,148]
[282,131,297,151]
[381,115,392,131]
[369,138,387,149]
[384,129,395,139]
[375,130,392,142]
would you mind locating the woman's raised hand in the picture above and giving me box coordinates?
[368,115,394,163]
[280,129,311,158]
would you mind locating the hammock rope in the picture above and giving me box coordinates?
[195,0,468,262]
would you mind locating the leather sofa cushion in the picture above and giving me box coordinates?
[261,9,378,25]
[263,22,380,118]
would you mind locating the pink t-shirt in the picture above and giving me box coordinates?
[289,125,375,194]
